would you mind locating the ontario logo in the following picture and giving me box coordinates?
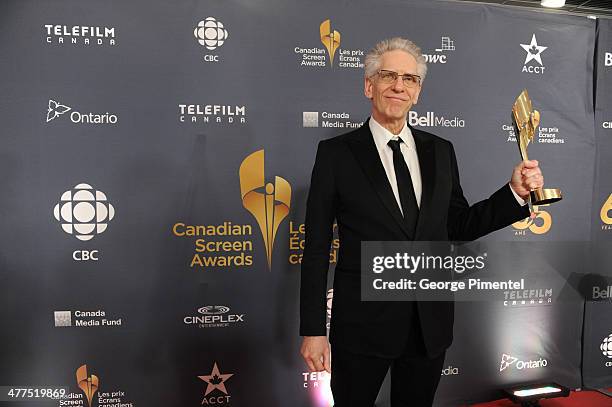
[512,205,552,235]
[294,19,364,69]
[46,99,118,125]
[199,362,233,406]
[193,17,229,63]
[520,34,547,74]
[499,353,547,372]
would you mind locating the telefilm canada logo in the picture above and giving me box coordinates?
[294,19,364,69]
[193,17,229,63]
[53,183,115,262]
[499,353,548,373]
[44,24,117,46]
[183,305,246,328]
[199,363,234,406]
[423,36,456,64]
[46,100,119,125]
[520,34,547,74]
[178,103,246,124]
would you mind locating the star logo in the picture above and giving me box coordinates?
[47,99,71,122]
[520,34,547,66]
[499,353,518,372]
[198,362,233,399]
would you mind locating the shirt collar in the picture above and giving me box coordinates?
[369,116,415,153]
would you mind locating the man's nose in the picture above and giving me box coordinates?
[391,76,405,91]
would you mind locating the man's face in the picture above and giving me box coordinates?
[364,50,421,123]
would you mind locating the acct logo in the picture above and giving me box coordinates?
[499,353,547,372]
[53,183,115,242]
[423,36,455,64]
[408,110,465,128]
[193,17,228,62]
[46,100,118,125]
[199,363,234,406]
[520,34,547,74]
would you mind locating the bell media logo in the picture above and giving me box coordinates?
[240,150,292,269]
[199,363,233,405]
[520,34,547,74]
[194,17,228,63]
[512,205,552,236]
[46,99,118,125]
[605,52,611,67]
[54,183,115,242]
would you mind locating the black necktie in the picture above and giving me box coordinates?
[388,139,419,235]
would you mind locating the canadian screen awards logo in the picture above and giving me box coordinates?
[601,333,612,367]
[194,17,228,62]
[520,34,547,74]
[53,183,115,262]
[199,362,233,405]
[601,193,612,230]
[239,150,292,269]
[294,19,364,69]
[512,205,552,236]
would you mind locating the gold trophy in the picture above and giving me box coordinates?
[512,89,562,205]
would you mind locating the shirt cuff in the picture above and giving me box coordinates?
[509,183,527,206]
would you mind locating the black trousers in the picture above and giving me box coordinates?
[330,308,446,407]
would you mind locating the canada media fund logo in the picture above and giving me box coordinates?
[172,150,291,271]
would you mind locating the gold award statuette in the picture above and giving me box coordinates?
[511,89,562,205]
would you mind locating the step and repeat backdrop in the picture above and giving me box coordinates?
[0,0,610,406]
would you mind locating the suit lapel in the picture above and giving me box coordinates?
[411,126,436,239]
[346,121,412,238]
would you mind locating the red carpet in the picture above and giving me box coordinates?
[471,389,612,407]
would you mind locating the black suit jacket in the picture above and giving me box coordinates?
[299,120,529,358]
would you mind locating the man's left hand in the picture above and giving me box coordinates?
[510,160,544,200]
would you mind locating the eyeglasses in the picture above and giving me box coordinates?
[376,69,421,88]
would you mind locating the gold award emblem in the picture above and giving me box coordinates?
[320,19,341,66]
[512,89,562,205]
[239,150,291,269]
[76,364,99,407]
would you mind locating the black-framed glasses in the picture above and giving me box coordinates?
[376,69,421,88]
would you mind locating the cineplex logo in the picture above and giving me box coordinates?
[183,305,246,328]
[46,100,118,125]
[408,110,465,128]
[199,363,233,405]
[601,334,612,367]
[423,36,456,64]
[499,353,548,373]
[520,34,547,74]
[44,24,117,46]
[193,17,229,63]
[294,19,365,69]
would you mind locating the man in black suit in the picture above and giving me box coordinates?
[299,37,543,406]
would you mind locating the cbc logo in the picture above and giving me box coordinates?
[602,334,612,358]
[53,183,115,241]
[512,205,552,234]
[194,17,228,51]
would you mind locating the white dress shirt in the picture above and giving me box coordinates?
[369,117,422,213]
[369,117,526,214]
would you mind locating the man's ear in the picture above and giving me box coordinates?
[364,77,373,99]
